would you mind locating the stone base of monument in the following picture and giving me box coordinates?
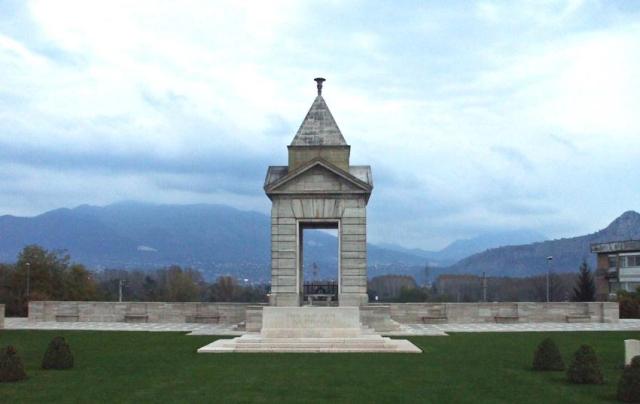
[197,307,421,353]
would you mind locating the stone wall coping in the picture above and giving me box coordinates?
[30,301,263,306]
[365,302,617,306]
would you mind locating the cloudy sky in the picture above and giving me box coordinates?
[1,0,639,249]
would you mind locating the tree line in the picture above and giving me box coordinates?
[0,245,267,316]
[368,261,597,303]
[0,245,602,317]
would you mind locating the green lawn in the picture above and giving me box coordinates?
[0,330,638,403]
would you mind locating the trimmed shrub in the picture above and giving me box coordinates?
[618,356,640,402]
[618,289,640,319]
[0,346,27,382]
[533,338,565,371]
[42,336,74,370]
[567,345,604,384]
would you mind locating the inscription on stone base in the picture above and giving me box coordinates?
[261,307,362,338]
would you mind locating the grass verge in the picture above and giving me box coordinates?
[0,330,638,403]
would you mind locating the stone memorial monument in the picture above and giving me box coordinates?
[198,79,420,353]
[264,77,373,307]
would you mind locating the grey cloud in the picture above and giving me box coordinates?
[0,139,272,196]
[264,114,294,138]
[140,89,189,110]
[153,172,262,196]
[487,200,558,216]
[548,133,578,151]
[491,145,534,170]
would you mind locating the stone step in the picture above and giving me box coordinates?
[221,341,394,349]
[202,343,416,353]
[231,347,410,353]
[197,335,422,353]
[236,337,390,344]
[197,307,422,354]
[232,339,392,346]
[233,344,391,350]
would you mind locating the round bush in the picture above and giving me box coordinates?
[533,338,565,371]
[0,346,27,382]
[618,356,640,402]
[42,336,74,370]
[567,344,604,384]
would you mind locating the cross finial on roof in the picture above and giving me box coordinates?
[314,77,326,96]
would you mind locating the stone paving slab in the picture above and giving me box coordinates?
[4,318,640,336]
[3,318,243,336]
[385,319,640,336]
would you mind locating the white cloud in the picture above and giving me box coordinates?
[0,0,639,248]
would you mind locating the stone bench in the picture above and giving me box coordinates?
[186,314,221,324]
[55,314,80,322]
[124,314,149,323]
[494,315,519,323]
[566,314,591,323]
[421,312,448,324]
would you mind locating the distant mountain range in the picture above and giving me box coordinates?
[0,202,637,281]
[444,211,640,277]
[378,229,547,266]
[0,202,429,281]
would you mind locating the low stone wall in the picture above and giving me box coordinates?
[27,301,619,325]
[28,301,263,324]
[0,304,4,329]
[378,302,619,324]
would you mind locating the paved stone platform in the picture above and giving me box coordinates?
[5,318,640,336]
[4,318,243,335]
[390,319,640,336]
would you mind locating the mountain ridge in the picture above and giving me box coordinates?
[378,229,547,266]
[0,202,429,281]
[0,202,637,281]
[444,210,640,276]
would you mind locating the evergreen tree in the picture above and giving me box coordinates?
[571,260,596,302]
[0,346,27,382]
[567,345,604,384]
[618,356,640,403]
[41,337,74,370]
[532,338,565,371]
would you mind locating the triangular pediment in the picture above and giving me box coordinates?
[265,159,371,195]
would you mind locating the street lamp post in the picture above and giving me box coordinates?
[118,279,125,302]
[546,256,553,303]
[25,262,31,299]
[481,271,487,302]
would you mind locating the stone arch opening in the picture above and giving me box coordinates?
[299,221,340,306]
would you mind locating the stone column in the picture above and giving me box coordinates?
[270,200,299,306]
[339,202,368,306]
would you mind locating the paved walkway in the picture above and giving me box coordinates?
[4,318,640,336]
[3,318,244,336]
[391,319,640,336]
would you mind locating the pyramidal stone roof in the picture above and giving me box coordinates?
[290,95,348,146]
